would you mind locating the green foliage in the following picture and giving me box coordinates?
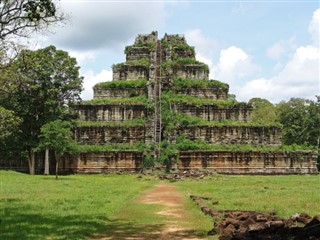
[126,58,150,66]
[124,40,156,54]
[37,120,79,156]
[172,78,229,92]
[94,79,147,90]
[112,62,125,69]
[276,97,320,147]
[249,98,278,125]
[0,106,20,140]
[175,114,282,127]
[162,91,237,107]
[160,140,178,171]
[174,57,200,65]
[75,118,146,127]
[142,144,156,169]
[174,136,316,152]
[161,58,209,73]
[112,60,150,69]
[0,46,83,173]
[23,0,57,21]
[228,94,236,101]
[162,40,194,52]
[81,96,147,105]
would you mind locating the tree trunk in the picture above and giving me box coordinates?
[28,149,35,175]
[44,148,49,175]
[55,151,59,180]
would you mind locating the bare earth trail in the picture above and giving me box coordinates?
[91,182,207,240]
[137,182,205,240]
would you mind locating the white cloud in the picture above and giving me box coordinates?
[184,29,220,57]
[308,8,320,46]
[81,69,112,100]
[267,37,296,60]
[237,8,320,103]
[52,2,165,51]
[214,46,259,83]
[238,45,319,102]
[68,50,96,65]
[184,29,220,78]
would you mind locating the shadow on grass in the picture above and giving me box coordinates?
[1,206,204,240]
[90,223,204,240]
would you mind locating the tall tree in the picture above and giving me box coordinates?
[0,0,65,165]
[3,46,83,174]
[37,120,78,179]
[276,97,320,147]
[304,96,320,148]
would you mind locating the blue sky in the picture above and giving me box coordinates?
[36,1,319,103]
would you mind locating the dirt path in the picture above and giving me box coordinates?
[91,182,206,240]
[138,182,204,240]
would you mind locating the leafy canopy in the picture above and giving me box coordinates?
[37,120,78,157]
[0,45,83,169]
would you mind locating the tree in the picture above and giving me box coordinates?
[37,120,78,179]
[304,96,320,148]
[0,106,20,140]
[0,0,64,63]
[276,97,320,147]
[248,98,277,124]
[2,46,83,174]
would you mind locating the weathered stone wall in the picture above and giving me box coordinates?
[0,158,29,172]
[173,65,209,80]
[113,65,149,80]
[78,104,146,121]
[93,87,146,99]
[62,151,143,173]
[126,47,151,61]
[172,47,195,59]
[179,150,318,174]
[75,125,149,144]
[178,126,282,146]
[174,87,228,100]
[2,150,317,175]
[172,103,252,122]
[0,152,55,174]
[135,32,157,44]
[162,33,186,44]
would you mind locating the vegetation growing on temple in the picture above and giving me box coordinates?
[172,78,229,92]
[94,79,147,90]
[81,96,148,105]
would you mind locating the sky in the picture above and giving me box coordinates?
[35,0,319,103]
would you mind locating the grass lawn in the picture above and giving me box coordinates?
[0,171,159,240]
[1,171,319,240]
[174,174,320,218]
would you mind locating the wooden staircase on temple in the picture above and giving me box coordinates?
[154,40,162,158]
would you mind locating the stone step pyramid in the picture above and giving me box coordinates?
[64,31,318,174]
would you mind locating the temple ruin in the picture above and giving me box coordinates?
[64,31,317,174]
[2,31,317,174]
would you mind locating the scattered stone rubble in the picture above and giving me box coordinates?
[190,195,320,240]
[158,170,212,181]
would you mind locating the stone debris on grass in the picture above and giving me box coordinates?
[190,195,320,240]
[158,170,212,181]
